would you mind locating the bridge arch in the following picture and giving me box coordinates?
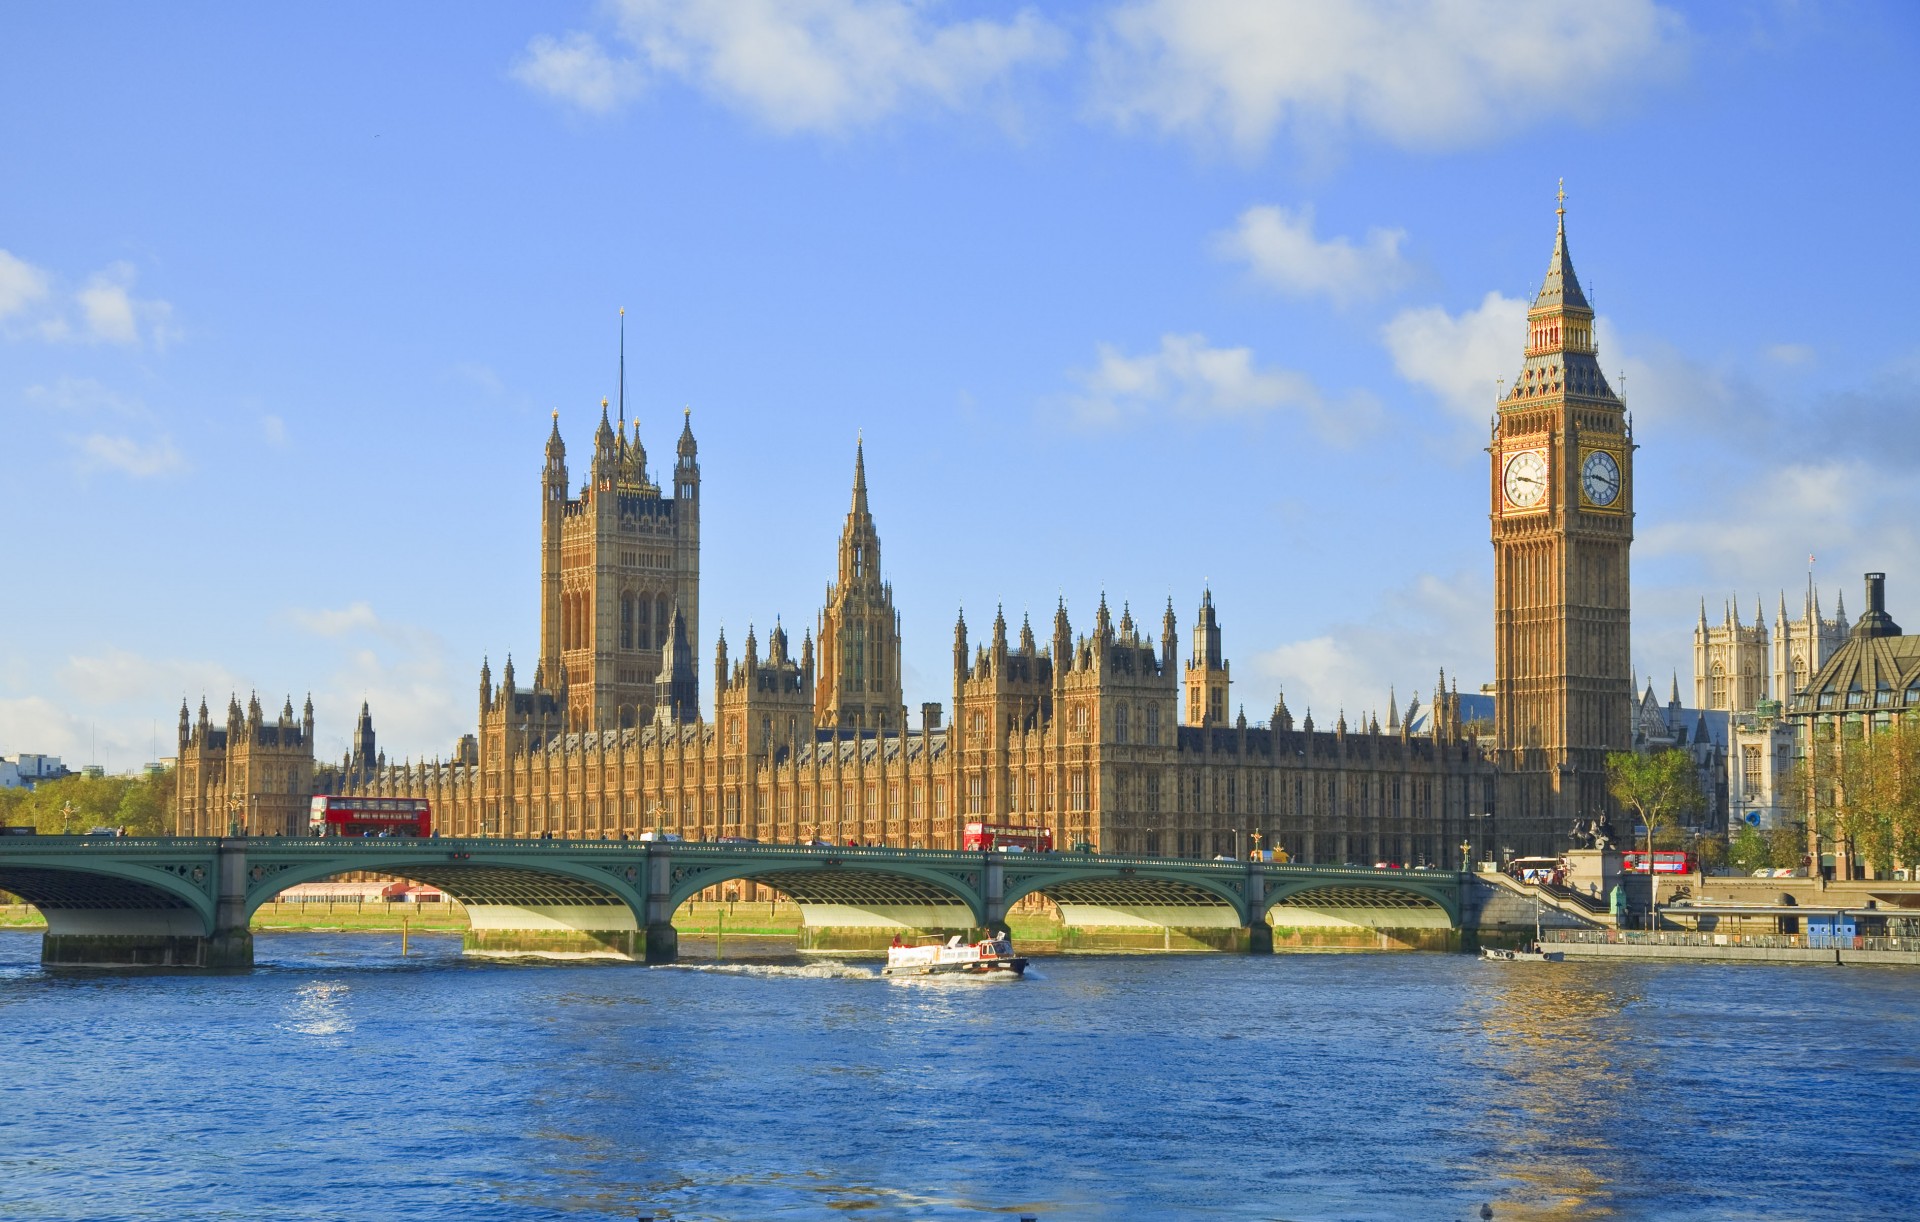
[1264,873,1460,932]
[1001,865,1250,922]
[240,852,647,924]
[0,857,219,937]
[662,851,988,930]
[243,847,651,959]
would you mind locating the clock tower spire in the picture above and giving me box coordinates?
[1489,185,1634,853]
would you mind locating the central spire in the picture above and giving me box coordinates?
[1534,179,1590,312]
[851,432,869,517]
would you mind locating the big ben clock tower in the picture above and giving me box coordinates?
[1491,186,1634,854]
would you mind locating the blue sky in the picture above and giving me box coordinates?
[4,1,1917,771]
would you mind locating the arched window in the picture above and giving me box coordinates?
[1115,703,1130,745]
[1145,702,1160,746]
[1709,662,1726,708]
[656,596,671,642]
[637,596,652,648]
[620,595,635,650]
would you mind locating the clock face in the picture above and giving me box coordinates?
[1503,449,1548,509]
[1582,450,1621,507]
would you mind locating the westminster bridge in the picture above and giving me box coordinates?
[0,837,1471,968]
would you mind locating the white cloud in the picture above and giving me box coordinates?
[512,31,645,114]
[1092,0,1685,154]
[289,602,382,638]
[24,376,149,419]
[516,0,1067,133]
[1249,570,1491,720]
[74,262,178,349]
[60,649,243,711]
[1381,291,1527,424]
[262,415,288,447]
[1765,342,1815,367]
[1215,204,1409,305]
[1065,331,1378,442]
[75,433,185,478]
[0,249,50,319]
[2,255,178,349]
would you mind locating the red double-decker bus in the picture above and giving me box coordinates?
[309,796,432,838]
[962,822,1054,853]
[1621,849,1696,875]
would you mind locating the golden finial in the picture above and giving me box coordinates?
[619,306,625,316]
[601,397,608,408]
[551,409,559,420]
[1557,178,1566,215]
[684,405,690,418]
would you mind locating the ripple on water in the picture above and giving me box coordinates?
[2,934,1919,1220]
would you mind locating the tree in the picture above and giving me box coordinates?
[1728,824,1769,874]
[1,768,174,836]
[1607,749,1705,926]
[1795,714,1920,878]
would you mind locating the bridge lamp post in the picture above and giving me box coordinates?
[1466,812,1493,869]
[61,800,76,836]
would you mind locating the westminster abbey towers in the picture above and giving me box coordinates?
[1490,194,1635,846]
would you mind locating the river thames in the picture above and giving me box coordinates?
[2,932,1915,1221]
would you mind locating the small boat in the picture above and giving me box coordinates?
[1480,897,1564,961]
[1481,944,1565,962]
[883,931,1028,977]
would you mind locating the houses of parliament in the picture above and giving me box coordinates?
[177,202,1640,865]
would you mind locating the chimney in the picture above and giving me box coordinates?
[1853,572,1903,639]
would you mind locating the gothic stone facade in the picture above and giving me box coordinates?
[297,432,1498,866]
[175,694,318,836]
[182,207,1685,862]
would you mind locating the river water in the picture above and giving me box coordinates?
[1,932,1914,1221]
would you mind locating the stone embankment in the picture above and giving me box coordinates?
[1546,929,1920,967]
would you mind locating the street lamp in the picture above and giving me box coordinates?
[1465,811,1494,869]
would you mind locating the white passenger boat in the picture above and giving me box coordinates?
[1480,896,1565,961]
[883,931,1028,977]
[1480,944,1565,962]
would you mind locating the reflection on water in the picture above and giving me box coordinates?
[283,980,355,1039]
[1468,964,1638,1221]
[1,931,1916,1221]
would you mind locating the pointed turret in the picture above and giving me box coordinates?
[653,608,698,724]
[1019,612,1035,655]
[1185,587,1229,727]
[177,698,190,745]
[1387,687,1400,732]
[953,608,969,685]
[1506,181,1613,405]
[1161,597,1178,673]
[991,603,1008,657]
[1533,190,1590,312]
[1095,591,1112,641]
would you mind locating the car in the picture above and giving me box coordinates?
[636,831,682,842]
[715,836,759,845]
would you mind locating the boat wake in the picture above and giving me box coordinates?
[660,960,878,981]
